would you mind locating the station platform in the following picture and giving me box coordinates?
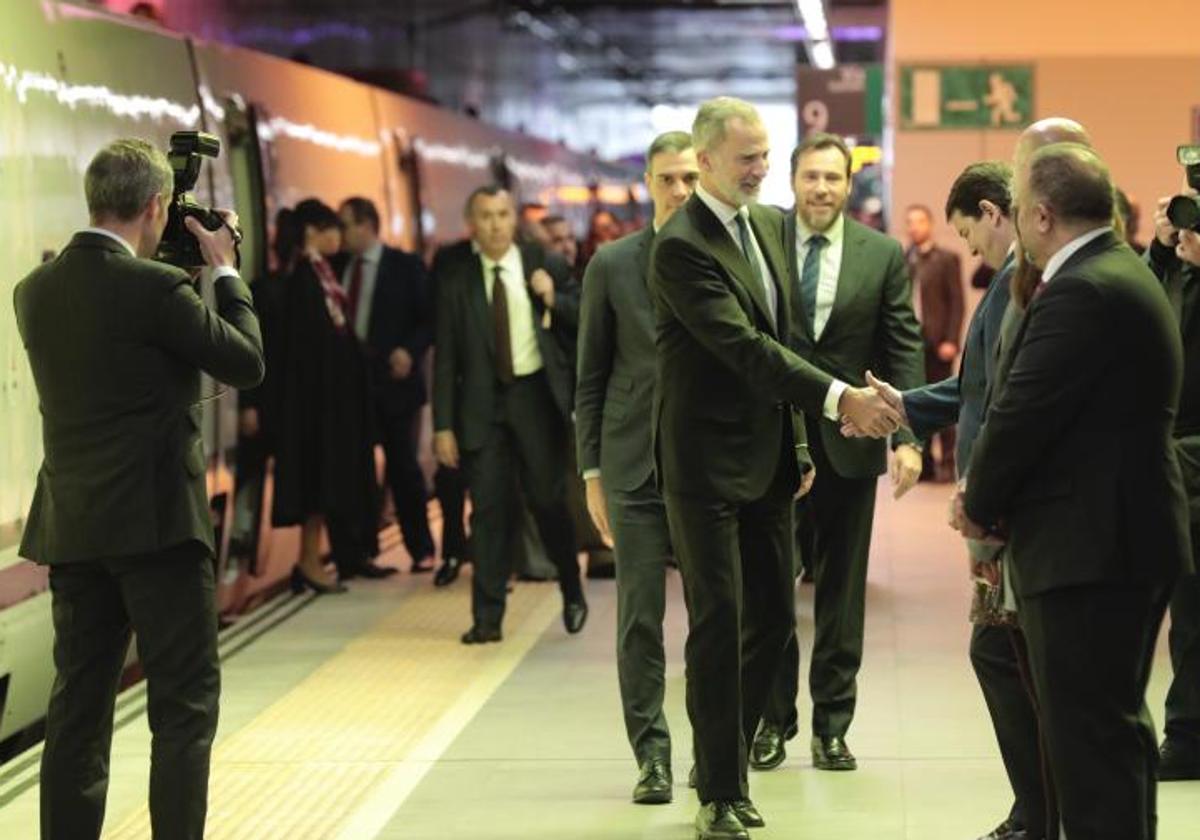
[1,482,1197,839]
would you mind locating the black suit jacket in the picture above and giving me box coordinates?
[965,231,1192,596]
[337,245,432,419]
[786,213,925,479]
[14,232,264,564]
[432,241,579,451]
[650,194,828,504]
[575,226,657,492]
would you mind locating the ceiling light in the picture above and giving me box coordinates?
[810,39,835,70]
[794,0,830,42]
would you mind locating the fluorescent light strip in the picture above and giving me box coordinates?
[794,0,830,42]
[811,39,836,70]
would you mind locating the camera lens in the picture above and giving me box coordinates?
[1167,195,1200,233]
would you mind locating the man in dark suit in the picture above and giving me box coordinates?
[906,204,964,480]
[576,130,699,804]
[750,133,925,776]
[865,162,1051,840]
[432,185,587,644]
[1147,187,1200,782]
[14,139,264,840]
[650,97,901,840]
[337,197,434,576]
[960,143,1191,840]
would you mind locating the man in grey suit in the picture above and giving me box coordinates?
[575,130,699,804]
[14,138,264,840]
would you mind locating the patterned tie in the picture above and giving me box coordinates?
[800,234,828,333]
[491,264,514,384]
[733,209,775,327]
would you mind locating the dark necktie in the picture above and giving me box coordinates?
[733,210,775,326]
[491,264,514,384]
[346,256,364,326]
[800,234,828,332]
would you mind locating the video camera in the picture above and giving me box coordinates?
[155,131,230,268]
[1165,145,1200,234]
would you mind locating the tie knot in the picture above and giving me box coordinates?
[808,234,828,249]
[492,264,503,280]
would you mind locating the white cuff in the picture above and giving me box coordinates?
[582,469,601,480]
[823,379,848,421]
[208,266,240,282]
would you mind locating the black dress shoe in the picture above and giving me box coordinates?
[290,567,348,595]
[460,625,502,644]
[695,802,749,840]
[1159,737,1200,780]
[410,555,434,573]
[433,556,461,587]
[749,722,797,771]
[811,735,857,771]
[731,799,764,828]
[563,599,588,634]
[350,556,398,578]
[632,758,673,804]
[976,817,1028,840]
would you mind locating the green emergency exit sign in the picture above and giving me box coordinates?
[900,65,1034,130]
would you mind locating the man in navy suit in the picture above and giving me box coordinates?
[338,197,435,575]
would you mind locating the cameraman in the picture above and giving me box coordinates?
[13,138,263,840]
[1148,184,1200,782]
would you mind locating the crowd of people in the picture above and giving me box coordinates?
[15,95,1200,840]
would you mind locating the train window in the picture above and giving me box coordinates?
[223,96,268,284]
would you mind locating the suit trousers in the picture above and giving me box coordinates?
[970,624,1051,839]
[664,455,797,803]
[1020,582,1172,840]
[379,404,435,563]
[462,372,582,629]
[608,475,673,765]
[434,465,468,560]
[763,425,877,737]
[40,541,220,840]
[1166,571,1200,743]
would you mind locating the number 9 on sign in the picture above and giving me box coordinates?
[802,99,829,133]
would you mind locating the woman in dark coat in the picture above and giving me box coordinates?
[271,199,379,592]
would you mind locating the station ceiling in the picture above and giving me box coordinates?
[216,0,888,110]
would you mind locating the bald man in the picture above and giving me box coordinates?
[960,143,1190,840]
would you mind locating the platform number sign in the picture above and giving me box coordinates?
[899,65,1034,130]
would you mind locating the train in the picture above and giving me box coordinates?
[0,0,640,756]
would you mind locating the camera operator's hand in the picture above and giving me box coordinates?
[1178,229,1200,268]
[185,209,240,270]
[1155,196,1179,248]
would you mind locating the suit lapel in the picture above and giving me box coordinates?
[466,251,495,357]
[821,218,864,342]
[784,212,814,344]
[636,224,654,287]
[750,205,788,338]
[690,197,776,336]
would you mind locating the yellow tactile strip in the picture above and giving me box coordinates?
[104,581,560,840]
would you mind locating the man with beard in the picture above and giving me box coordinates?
[750,133,924,777]
[649,97,901,839]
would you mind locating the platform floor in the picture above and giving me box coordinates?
[1,481,1197,839]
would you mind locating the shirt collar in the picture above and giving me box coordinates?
[82,227,136,257]
[696,182,742,227]
[478,243,518,271]
[1041,226,1112,284]
[795,212,844,247]
[360,240,384,264]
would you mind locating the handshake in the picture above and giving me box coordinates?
[838,371,907,439]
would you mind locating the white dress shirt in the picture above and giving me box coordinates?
[479,243,543,376]
[341,239,383,342]
[794,212,846,341]
[1040,226,1113,285]
[81,227,239,282]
